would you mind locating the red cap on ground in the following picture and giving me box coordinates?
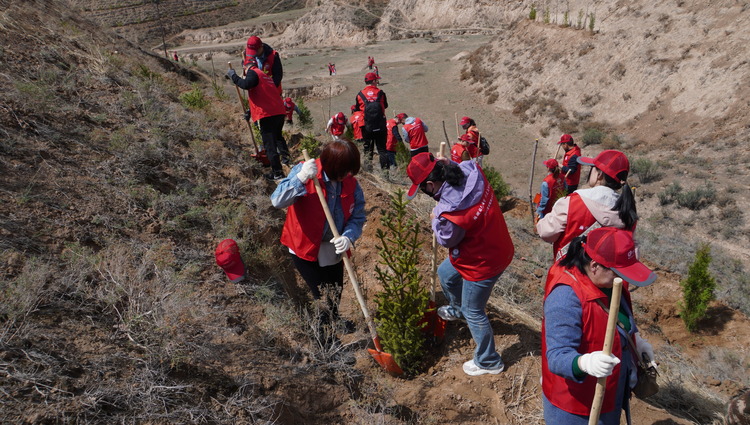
[543,158,559,169]
[245,36,262,56]
[406,152,438,200]
[335,112,346,124]
[558,134,574,144]
[583,227,656,287]
[460,116,472,127]
[577,150,630,182]
[215,239,246,283]
[364,72,379,83]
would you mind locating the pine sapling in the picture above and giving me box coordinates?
[679,243,716,332]
[373,189,428,375]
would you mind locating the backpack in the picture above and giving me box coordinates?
[479,136,490,155]
[358,91,386,132]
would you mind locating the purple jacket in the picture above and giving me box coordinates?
[431,161,484,248]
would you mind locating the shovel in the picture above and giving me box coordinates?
[589,277,623,425]
[528,138,539,224]
[302,150,403,376]
[228,62,270,166]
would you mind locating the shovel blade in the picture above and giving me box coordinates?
[251,150,270,166]
[367,338,403,376]
[421,300,446,339]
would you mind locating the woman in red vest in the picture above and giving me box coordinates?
[271,140,366,336]
[450,134,472,163]
[406,153,514,376]
[326,112,348,139]
[558,134,582,194]
[537,150,638,260]
[535,158,565,220]
[542,227,656,424]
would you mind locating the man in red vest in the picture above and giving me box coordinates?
[349,105,364,143]
[354,72,389,169]
[450,134,472,163]
[227,63,288,180]
[385,114,404,169]
[326,112,348,139]
[406,153,515,376]
[283,97,300,126]
[243,36,283,95]
[558,134,581,194]
[535,158,565,220]
[400,113,430,157]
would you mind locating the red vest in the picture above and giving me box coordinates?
[563,145,582,186]
[351,111,365,140]
[246,67,285,121]
[403,118,428,150]
[552,193,596,258]
[279,159,357,261]
[329,117,346,136]
[284,100,295,120]
[451,143,468,163]
[356,86,386,110]
[541,173,565,215]
[244,50,282,95]
[542,266,633,416]
[385,118,399,151]
[441,173,514,280]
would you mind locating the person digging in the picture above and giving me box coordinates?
[406,153,515,376]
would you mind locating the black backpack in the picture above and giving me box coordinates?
[358,91,386,132]
[479,136,490,155]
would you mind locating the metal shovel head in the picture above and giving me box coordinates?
[251,150,270,166]
[366,337,403,376]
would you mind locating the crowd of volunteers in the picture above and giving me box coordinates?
[219,35,659,424]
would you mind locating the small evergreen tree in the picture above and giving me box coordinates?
[529,4,537,20]
[296,97,313,129]
[373,190,428,375]
[680,244,716,332]
[588,12,596,32]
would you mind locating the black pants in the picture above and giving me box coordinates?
[410,145,429,157]
[258,114,287,174]
[362,129,389,169]
[291,254,344,322]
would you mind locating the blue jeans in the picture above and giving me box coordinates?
[437,258,503,369]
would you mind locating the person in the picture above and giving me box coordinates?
[326,112,348,140]
[537,150,637,261]
[459,117,482,163]
[283,97,301,126]
[558,134,582,194]
[367,56,375,70]
[243,36,283,94]
[542,227,657,425]
[354,72,389,169]
[536,158,565,220]
[172,51,179,62]
[400,113,430,157]
[385,114,404,169]
[227,62,289,180]
[406,153,514,376]
[349,105,364,142]
[450,134,473,163]
[270,140,366,336]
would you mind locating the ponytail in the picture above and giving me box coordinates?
[603,171,638,230]
[559,235,591,274]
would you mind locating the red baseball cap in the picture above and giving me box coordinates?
[459,133,473,142]
[578,150,630,182]
[543,158,559,169]
[558,134,574,144]
[460,116,472,127]
[583,228,656,287]
[350,104,357,112]
[245,36,262,56]
[396,113,408,122]
[406,152,438,200]
[335,112,346,124]
[364,72,379,82]
[215,239,246,283]
[284,97,292,103]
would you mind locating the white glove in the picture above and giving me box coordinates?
[297,159,317,183]
[635,333,656,365]
[578,351,621,378]
[330,236,352,254]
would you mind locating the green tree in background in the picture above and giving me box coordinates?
[680,244,716,332]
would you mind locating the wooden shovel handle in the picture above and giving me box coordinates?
[589,277,623,425]
[228,62,261,155]
[302,150,380,344]
[429,141,447,302]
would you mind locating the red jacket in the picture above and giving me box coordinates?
[350,111,364,140]
[403,118,428,150]
[246,67,285,121]
[441,174,514,280]
[552,193,596,258]
[356,85,387,112]
[563,145,582,186]
[450,143,469,163]
[541,173,565,215]
[279,159,356,261]
[386,118,400,151]
[542,265,633,416]
[244,48,282,95]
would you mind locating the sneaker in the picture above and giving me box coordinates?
[264,172,285,181]
[463,359,504,376]
[281,156,291,166]
[437,305,463,322]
